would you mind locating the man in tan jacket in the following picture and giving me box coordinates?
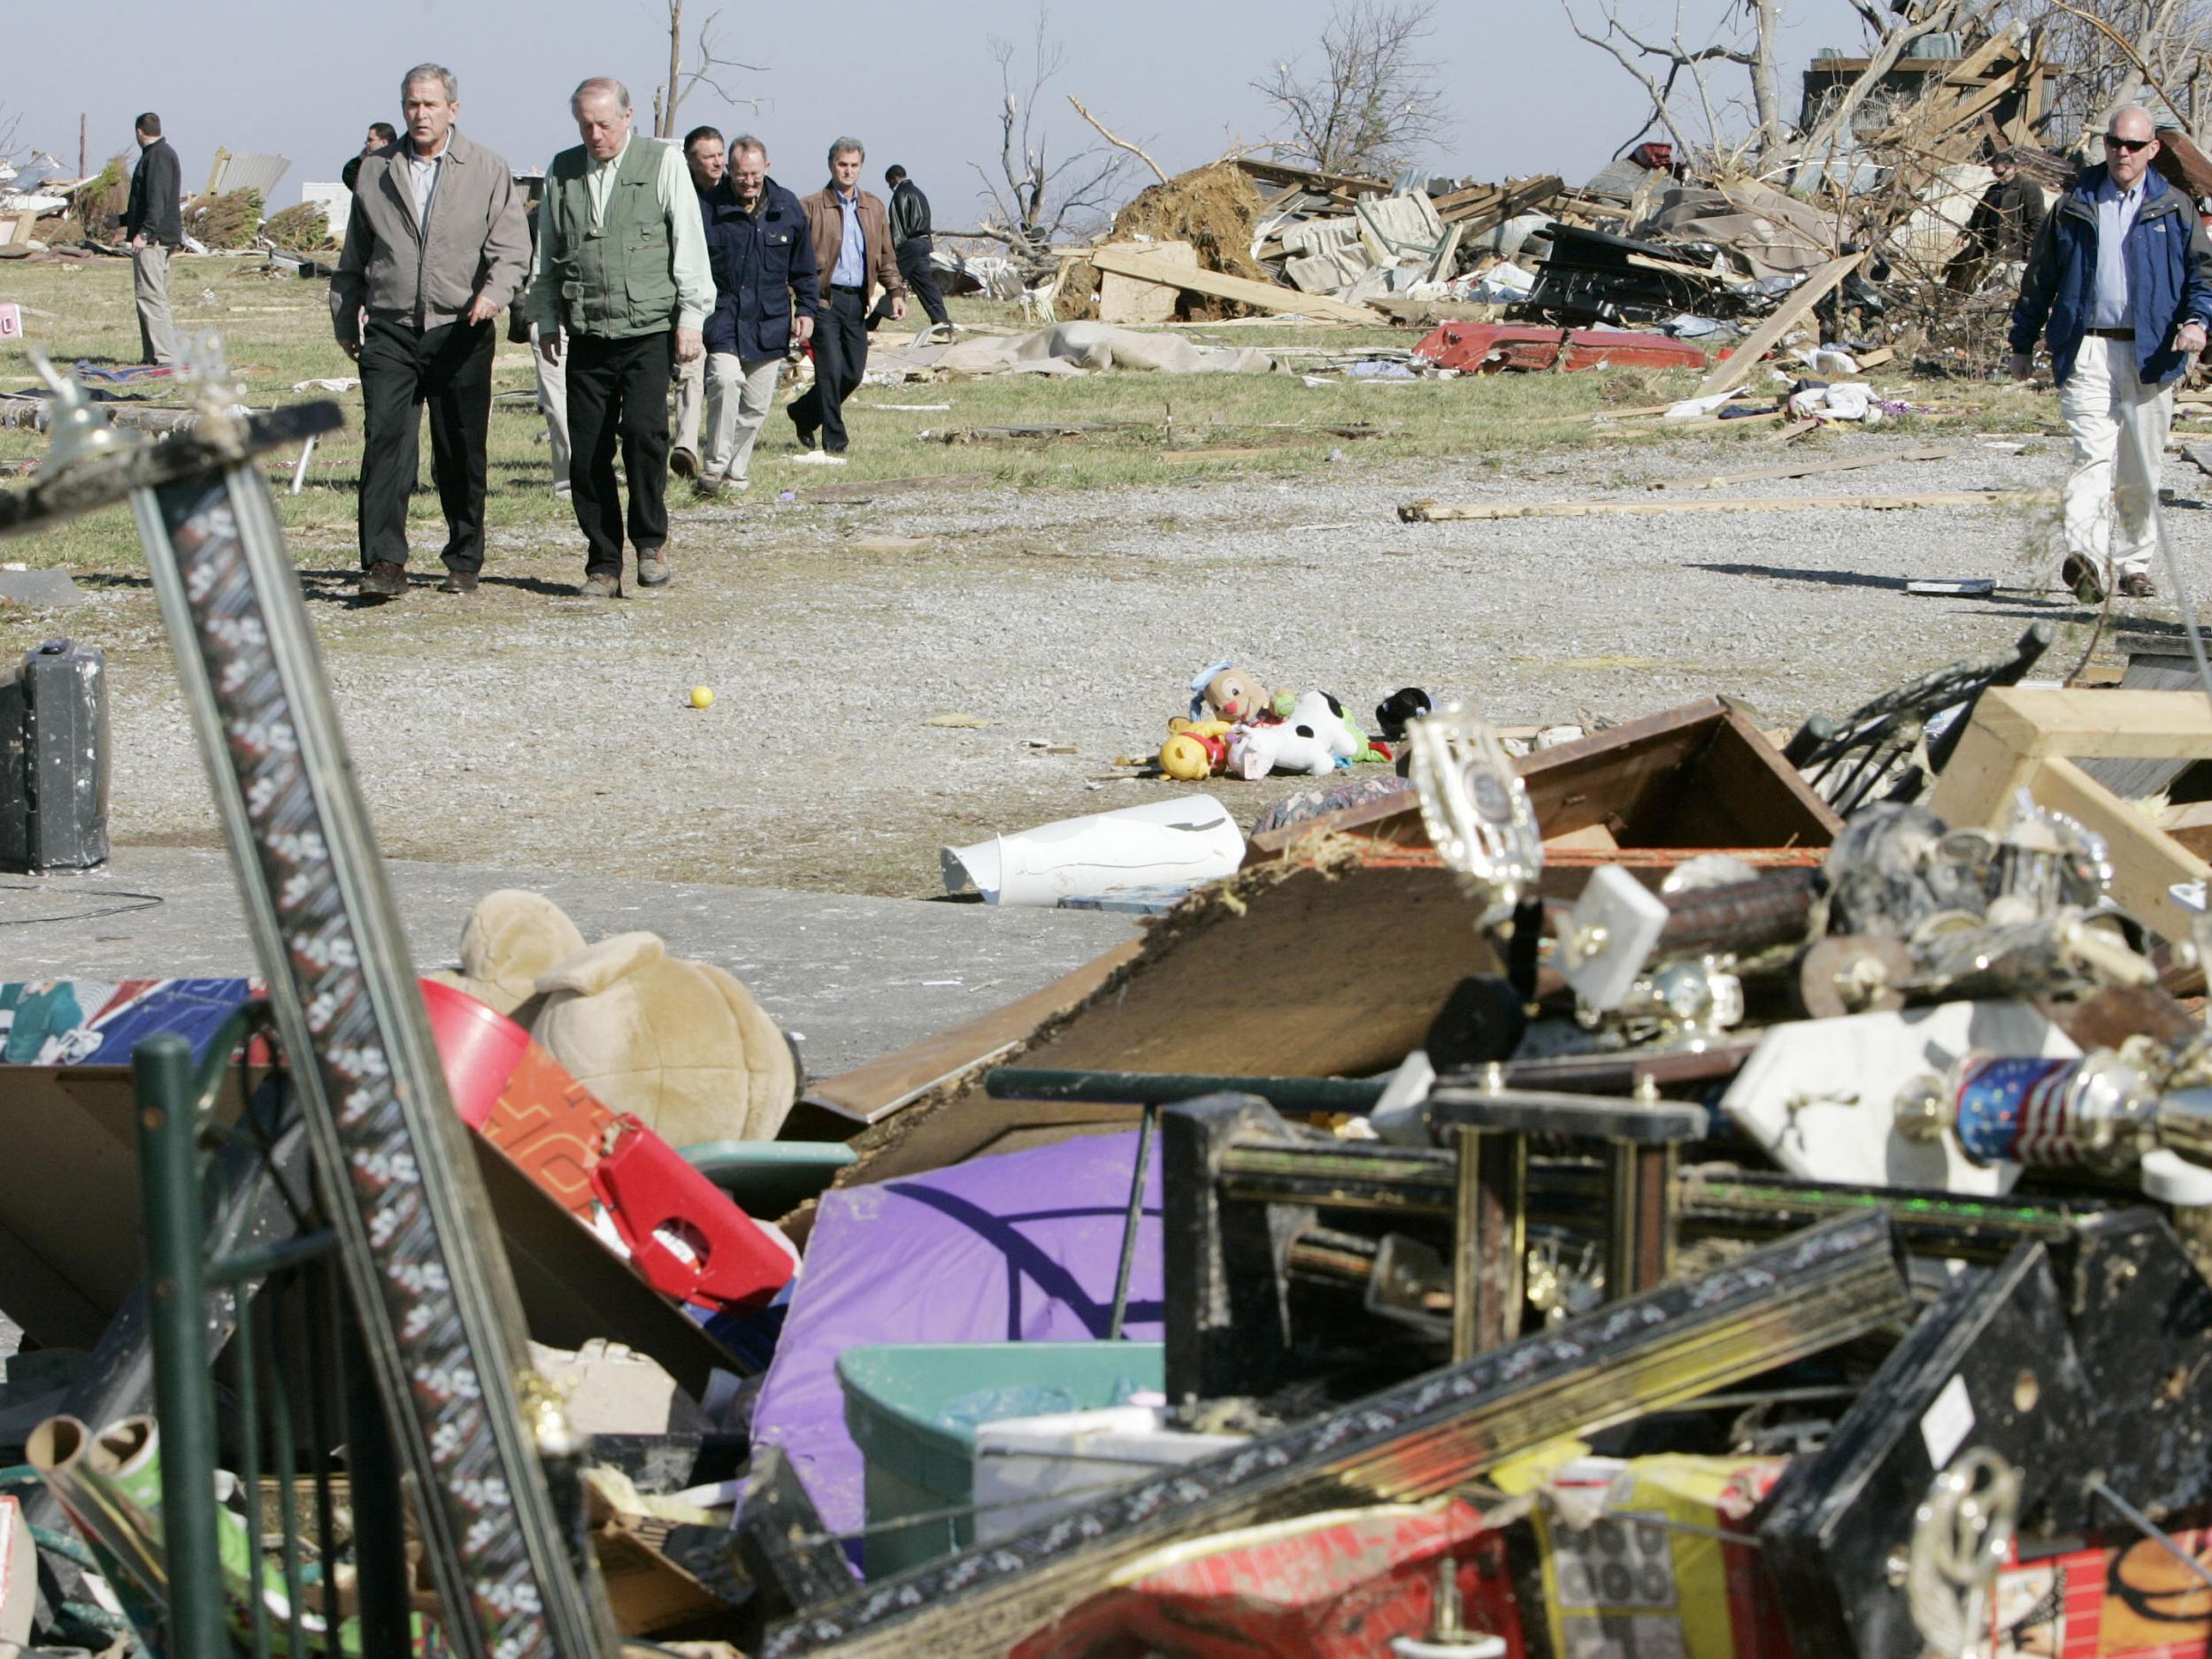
[790,137,903,455]
[332,63,529,598]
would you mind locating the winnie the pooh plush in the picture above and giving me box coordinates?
[427,892,798,1147]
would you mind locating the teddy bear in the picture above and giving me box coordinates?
[1159,717,1233,780]
[1187,658,1273,725]
[426,891,798,1147]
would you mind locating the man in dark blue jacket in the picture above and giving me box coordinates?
[2011,105,2212,601]
[694,135,820,495]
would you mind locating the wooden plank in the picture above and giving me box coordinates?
[2026,756,2211,944]
[790,939,1142,1132]
[1695,251,1869,397]
[1970,687,2212,761]
[1926,687,2212,941]
[1087,245,1386,325]
[1654,443,1962,490]
[1399,488,2051,523]
[1233,157,1392,196]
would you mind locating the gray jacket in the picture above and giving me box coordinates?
[331,129,530,342]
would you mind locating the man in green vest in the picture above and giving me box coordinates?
[529,76,713,595]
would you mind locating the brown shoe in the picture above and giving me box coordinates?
[578,572,621,598]
[437,569,479,595]
[2119,572,2159,598]
[636,550,672,588]
[2060,552,2105,604]
[669,446,699,480]
[357,559,406,598]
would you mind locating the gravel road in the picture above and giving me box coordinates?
[69,426,2201,897]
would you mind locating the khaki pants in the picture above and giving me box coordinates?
[672,352,705,457]
[531,324,572,497]
[702,353,784,484]
[2061,333,2172,580]
[132,242,177,365]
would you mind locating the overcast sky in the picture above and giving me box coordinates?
[9,0,1878,212]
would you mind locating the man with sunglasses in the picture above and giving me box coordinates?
[2011,105,2212,601]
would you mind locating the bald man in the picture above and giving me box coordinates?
[2011,105,2212,602]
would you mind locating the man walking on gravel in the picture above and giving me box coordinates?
[333,64,530,598]
[123,112,182,366]
[791,138,902,456]
[531,77,713,596]
[870,165,949,335]
[2010,104,2212,602]
[695,135,818,496]
[669,125,727,482]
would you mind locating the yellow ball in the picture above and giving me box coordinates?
[689,685,715,709]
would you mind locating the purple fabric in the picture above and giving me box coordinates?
[749,1130,1163,1539]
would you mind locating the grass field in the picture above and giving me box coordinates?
[0,251,2047,582]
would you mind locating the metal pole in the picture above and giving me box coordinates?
[1108,1103,1158,1341]
[132,1033,230,1659]
[126,393,613,1654]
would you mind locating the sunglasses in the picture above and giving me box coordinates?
[2107,134,2156,154]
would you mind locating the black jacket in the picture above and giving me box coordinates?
[887,178,932,248]
[124,137,181,246]
[700,176,823,360]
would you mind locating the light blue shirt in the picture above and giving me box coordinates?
[2089,173,2146,331]
[832,188,865,287]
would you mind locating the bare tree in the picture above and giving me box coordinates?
[1252,0,1452,178]
[2014,0,2211,140]
[1556,0,1786,157]
[971,9,1135,269]
[651,0,768,140]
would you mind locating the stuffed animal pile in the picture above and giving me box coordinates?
[1159,660,1417,781]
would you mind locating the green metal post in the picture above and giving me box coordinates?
[133,1033,233,1659]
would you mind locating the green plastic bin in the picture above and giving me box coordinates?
[836,1340,1164,1578]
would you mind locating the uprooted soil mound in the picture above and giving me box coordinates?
[1054,162,1271,322]
[1110,162,1271,281]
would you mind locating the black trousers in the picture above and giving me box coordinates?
[565,331,673,578]
[789,286,868,451]
[357,314,495,572]
[870,240,949,328]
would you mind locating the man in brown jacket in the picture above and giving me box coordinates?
[790,137,903,454]
[332,63,529,598]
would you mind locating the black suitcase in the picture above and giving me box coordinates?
[0,637,111,872]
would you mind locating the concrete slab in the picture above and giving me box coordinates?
[0,846,1139,1080]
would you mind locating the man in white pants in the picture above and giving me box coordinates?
[693,135,819,495]
[2011,105,2212,602]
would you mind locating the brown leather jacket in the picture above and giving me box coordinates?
[801,185,903,298]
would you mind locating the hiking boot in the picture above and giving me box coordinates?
[578,572,621,598]
[2119,572,2159,598]
[669,446,699,480]
[2061,552,2105,604]
[357,559,406,598]
[636,550,672,588]
[438,569,480,595]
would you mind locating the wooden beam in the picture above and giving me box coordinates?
[1695,252,1869,398]
[1087,245,1386,325]
[1926,687,2212,941]
[1654,443,1962,490]
[1398,488,2050,523]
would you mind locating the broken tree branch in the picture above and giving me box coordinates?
[1067,96,1168,185]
